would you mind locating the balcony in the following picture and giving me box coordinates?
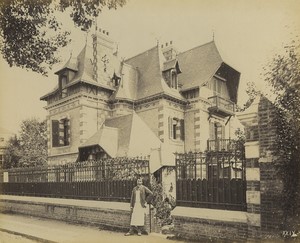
[207,139,234,152]
[208,96,235,117]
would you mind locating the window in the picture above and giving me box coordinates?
[170,70,178,89]
[52,118,70,147]
[59,74,68,98]
[183,88,199,99]
[169,117,185,141]
[163,69,178,89]
[208,77,229,99]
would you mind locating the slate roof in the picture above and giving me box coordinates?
[109,63,138,101]
[177,41,223,91]
[42,38,240,103]
[124,46,184,101]
[54,56,78,74]
[79,113,162,157]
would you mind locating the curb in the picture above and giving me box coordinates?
[0,228,58,243]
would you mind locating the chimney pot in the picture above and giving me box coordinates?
[170,41,173,45]
[161,44,164,48]
[166,42,168,47]
[106,31,109,36]
[103,30,105,34]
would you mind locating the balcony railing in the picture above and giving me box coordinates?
[208,96,235,117]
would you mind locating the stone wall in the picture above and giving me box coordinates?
[0,196,153,233]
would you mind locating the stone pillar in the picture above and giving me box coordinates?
[258,97,284,237]
[237,97,261,240]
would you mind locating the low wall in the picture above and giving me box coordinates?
[172,206,248,241]
[0,195,152,233]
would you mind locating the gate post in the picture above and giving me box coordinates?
[238,97,262,240]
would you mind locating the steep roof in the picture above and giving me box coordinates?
[124,46,184,101]
[54,56,78,74]
[177,41,223,91]
[80,113,161,157]
[110,63,138,101]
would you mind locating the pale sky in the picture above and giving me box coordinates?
[0,0,299,134]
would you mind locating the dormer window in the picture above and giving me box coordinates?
[171,70,178,89]
[112,72,121,87]
[163,69,179,89]
[162,59,181,90]
[59,74,68,98]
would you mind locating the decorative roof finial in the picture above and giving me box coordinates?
[212,29,215,41]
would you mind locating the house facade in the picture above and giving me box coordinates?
[41,29,241,172]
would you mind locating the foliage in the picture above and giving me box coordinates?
[263,39,300,225]
[0,0,126,75]
[236,81,260,112]
[4,118,47,168]
[150,175,175,226]
[3,135,21,169]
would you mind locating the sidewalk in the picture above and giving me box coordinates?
[0,213,182,243]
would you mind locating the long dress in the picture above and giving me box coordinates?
[130,188,146,226]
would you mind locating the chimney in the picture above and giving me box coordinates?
[92,27,115,82]
[161,41,177,61]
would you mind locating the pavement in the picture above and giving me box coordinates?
[0,213,184,243]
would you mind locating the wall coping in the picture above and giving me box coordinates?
[0,195,130,211]
[245,141,259,147]
[172,206,247,223]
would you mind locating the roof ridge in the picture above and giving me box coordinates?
[125,45,157,62]
[179,40,217,55]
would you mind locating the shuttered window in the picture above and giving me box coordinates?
[169,117,185,141]
[52,120,60,147]
[180,119,185,141]
[52,118,70,147]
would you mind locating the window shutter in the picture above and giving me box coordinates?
[168,117,172,139]
[209,122,215,140]
[52,120,60,147]
[222,125,225,139]
[59,120,64,146]
[67,119,71,145]
[180,119,185,141]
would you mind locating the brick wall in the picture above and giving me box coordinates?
[174,216,248,241]
[257,97,285,237]
[172,207,248,241]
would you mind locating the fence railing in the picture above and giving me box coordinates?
[175,151,246,211]
[0,157,150,202]
[0,180,137,202]
[1,158,149,183]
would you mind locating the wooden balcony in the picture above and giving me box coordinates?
[208,96,235,117]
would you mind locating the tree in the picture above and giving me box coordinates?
[3,134,21,169]
[4,118,47,168]
[0,0,126,75]
[236,81,260,112]
[263,39,300,227]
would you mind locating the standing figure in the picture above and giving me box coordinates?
[125,177,153,236]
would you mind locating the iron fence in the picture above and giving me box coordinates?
[0,157,150,202]
[176,150,246,211]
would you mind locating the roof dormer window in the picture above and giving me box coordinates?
[163,69,178,89]
[59,73,68,98]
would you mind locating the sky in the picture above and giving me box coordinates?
[0,0,299,134]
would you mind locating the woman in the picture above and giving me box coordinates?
[125,177,153,236]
